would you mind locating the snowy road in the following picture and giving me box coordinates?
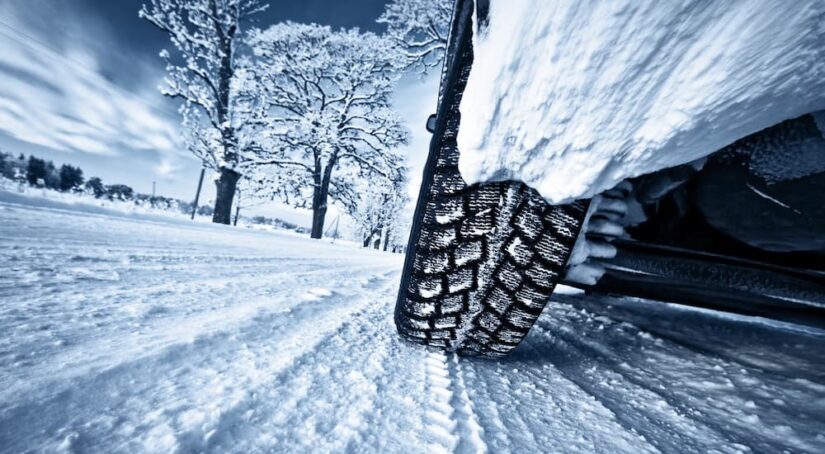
[1,195,823,453]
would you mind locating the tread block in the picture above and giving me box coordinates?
[545,208,581,240]
[525,264,558,289]
[507,306,535,329]
[514,285,549,311]
[467,185,502,212]
[487,286,514,315]
[435,144,460,168]
[478,311,502,332]
[413,275,444,299]
[403,298,436,317]
[460,210,495,237]
[513,205,544,241]
[433,196,465,225]
[418,225,457,250]
[534,233,568,267]
[428,329,454,340]
[415,249,451,275]
[497,261,523,292]
[440,294,466,314]
[487,343,513,354]
[402,316,432,330]
[455,239,483,266]
[468,329,492,344]
[434,315,459,329]
[447,266,474,293]
[505,235,535,267]
[432,168,465,194]
[498,327,525,344]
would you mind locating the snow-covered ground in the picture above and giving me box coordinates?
[1,194,824,453]
[458,0,825,204]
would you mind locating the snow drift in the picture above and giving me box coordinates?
[457,0,825,203]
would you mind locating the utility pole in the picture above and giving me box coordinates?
[331,215,339,243]
[191,167,206,220]
[233,188,242,226]
[324,215,340,243]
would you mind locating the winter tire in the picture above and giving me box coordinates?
[394,0,588,357]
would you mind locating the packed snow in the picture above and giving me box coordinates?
[457,0,825,204]
[1,192,824,453]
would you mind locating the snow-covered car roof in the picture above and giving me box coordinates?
[456,0,825,204]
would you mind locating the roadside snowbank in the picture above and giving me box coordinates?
[457,0,825,203]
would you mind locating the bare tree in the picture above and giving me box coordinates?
[139,0,268,224]
[248,23,408,239]
[377,0,453,74]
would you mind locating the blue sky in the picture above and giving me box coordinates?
[0,0,437,215]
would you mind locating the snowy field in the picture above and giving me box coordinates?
[1,193,824,453]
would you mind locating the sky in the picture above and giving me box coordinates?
[0,0,438,222]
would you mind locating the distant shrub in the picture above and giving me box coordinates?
[26,156,47,186]
[43,161,60,190]
[58,164,84,191]
[197,205,214,216]
[85,177,106,198]
[105,184,134,201]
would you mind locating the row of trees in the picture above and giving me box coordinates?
[0,150,216,217]
[0,152,84,192]
[139,0,451,247]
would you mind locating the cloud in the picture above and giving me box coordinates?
[155,156,182,180]
[0,1,181,162]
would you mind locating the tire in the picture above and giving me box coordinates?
[394,0,588,357]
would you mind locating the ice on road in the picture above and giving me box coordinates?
[1,195,823,453]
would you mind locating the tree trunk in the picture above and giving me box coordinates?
[310,201,327,239]
[383,231,390,252]
[212,167,240,225]
[209,1,240,226]
[372,224,383,250]
[363,235,371,247]
[310,160,334,239]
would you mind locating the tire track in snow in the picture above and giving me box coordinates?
[446,353,487,453]
[460,336,659,452]
[535,301,825,453]
[0,271,397,453]
[528,321,728,453]
[204,275,487,454]
[554,293,825,382]
[205,278,400,453]
[455,358,512,453]
[0,263,391,399]
[422,352,460,452]
[203,274,458,453]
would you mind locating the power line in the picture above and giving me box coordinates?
[0,15,181,119]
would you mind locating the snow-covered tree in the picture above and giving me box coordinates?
[248,23,409,239]
[351,176,410,250]
[139,0,268,224]
[384,206,412,253]
[377,0,453,74]
[180,104,220,173]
